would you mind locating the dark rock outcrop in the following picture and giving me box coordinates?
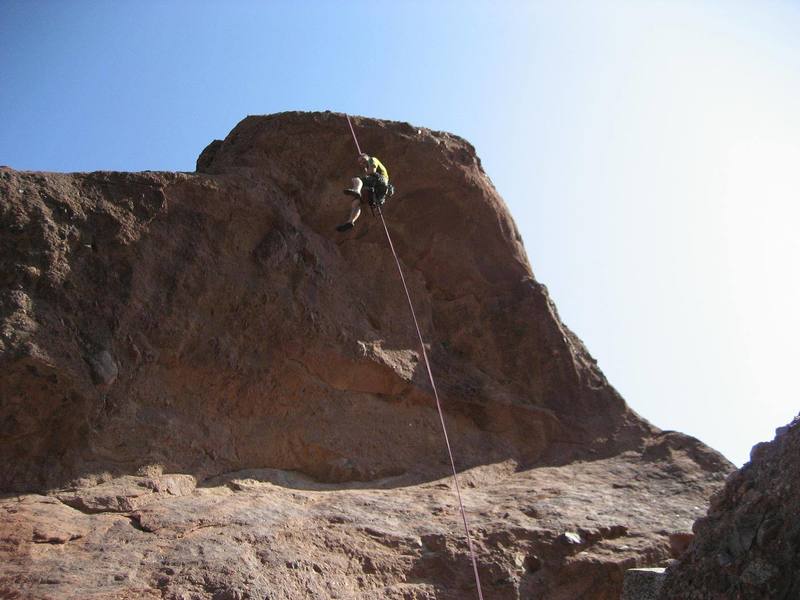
[0,113,732,599]
[659,414,800,599]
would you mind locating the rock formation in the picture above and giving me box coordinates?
[0,112,732,599]
[659,415,800,599]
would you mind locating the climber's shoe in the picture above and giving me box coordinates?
[336,222,354,232]
[343,188,361,198]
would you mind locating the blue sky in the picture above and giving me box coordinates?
[2,1,799,466]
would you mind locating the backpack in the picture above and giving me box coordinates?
[367,181,395,207]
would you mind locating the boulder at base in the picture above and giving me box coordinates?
[659,415,800,600]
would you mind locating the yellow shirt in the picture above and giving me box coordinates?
[367,156,389,181]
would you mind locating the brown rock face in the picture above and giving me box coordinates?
[659,415,800,600]
[0,113,731,599]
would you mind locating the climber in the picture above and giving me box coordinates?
[336,153,391,232]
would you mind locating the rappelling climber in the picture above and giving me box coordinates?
[336,153,392,232]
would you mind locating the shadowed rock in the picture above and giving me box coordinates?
[659,414,800,599]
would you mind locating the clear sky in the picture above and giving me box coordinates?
[2,1,799,466]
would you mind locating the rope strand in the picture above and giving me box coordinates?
[345,114,362,156]
[377,207,485,600]
[343,114,484,599]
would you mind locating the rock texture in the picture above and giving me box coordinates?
[622,568,665,600]
[0,112,732,599]
[659,415,800,599]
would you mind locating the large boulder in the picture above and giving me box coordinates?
[0,113,732,599]
[659,414,800,599]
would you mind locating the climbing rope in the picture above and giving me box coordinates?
[344,115,485,600]
[346,114,363,156]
